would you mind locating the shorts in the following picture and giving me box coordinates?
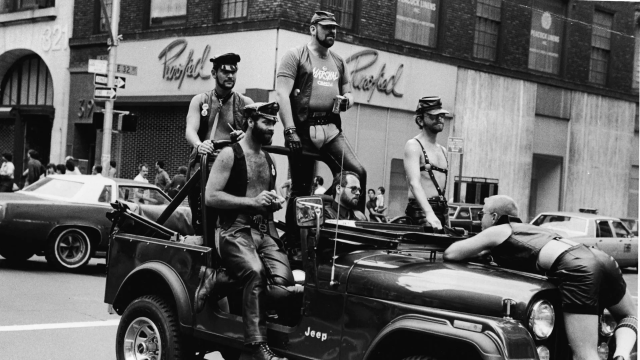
[547,245,627,315]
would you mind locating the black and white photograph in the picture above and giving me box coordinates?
[0,0,638,359]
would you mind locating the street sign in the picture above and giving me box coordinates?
[88,59,108,74]
[94,86,117,100]
[116,64,137,76]
[447,137,464,153]
[94,73,126,89]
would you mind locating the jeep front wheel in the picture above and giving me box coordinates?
[116,295,185,360]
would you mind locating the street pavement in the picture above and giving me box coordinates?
[0,255,637,360]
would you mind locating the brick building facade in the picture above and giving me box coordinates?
[66,0,638,220]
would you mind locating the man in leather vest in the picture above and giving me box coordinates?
[324,171,367,221]
[403,96,451,230]
[275,10,366,252]
[195,102,289,360]
[185,53,253,235]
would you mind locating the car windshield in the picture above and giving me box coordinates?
[22,177,83,199]
[469,207,481,221]
[532,214,588,235]
[448,205,458,217]
[118,186,170,205]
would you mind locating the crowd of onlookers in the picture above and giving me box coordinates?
[0,151,186,197]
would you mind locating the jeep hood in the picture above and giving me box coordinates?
[346,253,556,319]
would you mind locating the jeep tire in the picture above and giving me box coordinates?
[116,295,187,360]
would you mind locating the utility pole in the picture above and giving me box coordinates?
[100,0,120,176]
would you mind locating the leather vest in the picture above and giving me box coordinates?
[218,143,277,230]
[491,223,558,274]
[189,91,248,164]
[289,45,345,130]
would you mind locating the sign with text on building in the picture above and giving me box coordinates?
[94,73,126,89]
[395,0,440,47]
[447,137,464,153]
[528,0,565,74]
[94,86,117,100]
[88,59,108,74]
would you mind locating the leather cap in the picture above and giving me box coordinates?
[416,96,450,115]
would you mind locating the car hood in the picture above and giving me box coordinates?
[347,253,556,319]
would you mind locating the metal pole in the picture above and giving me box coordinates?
[101,0,120,176]
[458,153,463,203]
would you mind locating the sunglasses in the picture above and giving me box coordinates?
[344,186,361,194]
[478,211,493,217]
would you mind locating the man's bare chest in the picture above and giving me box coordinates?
[419,146,448,170]
[244,153,271,192]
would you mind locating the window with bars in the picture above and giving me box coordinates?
[220,0,248,20]
[321,0,356,30]
[589,10,613,85]
[634,11,639,90]
[150,0,187,26]
[97,0,112,33]
[473,0,501,61]
[0,56,54,106]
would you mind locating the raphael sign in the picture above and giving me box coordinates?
[345,50,404,102]
[158,39,211,89]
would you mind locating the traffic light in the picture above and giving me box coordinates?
[121,113,137,132]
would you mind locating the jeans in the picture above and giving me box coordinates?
[219,219,284,344]
[285,132,366,248]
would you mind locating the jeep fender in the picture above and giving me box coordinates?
[363,314,535,360]
[112,261,193,333]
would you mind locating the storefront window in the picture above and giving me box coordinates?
[321,0,356,30]
[589,10,613,85]
[473,0,501,61]
[395,0,440,47]
[150,0,187,26]
[220,0,248,20]
[528,0,565,74]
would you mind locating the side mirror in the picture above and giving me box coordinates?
[296,196,324,228]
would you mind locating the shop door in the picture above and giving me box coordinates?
[529,155,563,221]
[24,115,52,165]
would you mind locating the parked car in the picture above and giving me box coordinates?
[0,175,191,269]
[104,147,629,360]
[530,211,638,268]
[447,203,483,233]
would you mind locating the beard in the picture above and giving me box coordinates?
[316,32,335,48]
[425,121,444,134]
[216,76,235,90]
[251,124,273,145]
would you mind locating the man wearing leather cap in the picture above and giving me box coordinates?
[275,10,366,251]
[403,96,450,230]
[185,52,253,235]
[195,101,290,360]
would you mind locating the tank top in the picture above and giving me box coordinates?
[491,223,559,274]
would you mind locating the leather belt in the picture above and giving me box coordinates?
[237,214,271,233]
[537,238,580,270]
[307,111,336,126]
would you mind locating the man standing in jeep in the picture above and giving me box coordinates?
[185,53,253,235]
[276,10,366,252]
[403,96,450,230]
[196,102,288,360]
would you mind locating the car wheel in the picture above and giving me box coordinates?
[116,295,187,360]
[0,246,35,262]
[47,228,92,270]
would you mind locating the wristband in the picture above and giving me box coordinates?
[284,127,297,135]
[195,142,202,151]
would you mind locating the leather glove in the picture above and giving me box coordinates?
[284,128,302,154]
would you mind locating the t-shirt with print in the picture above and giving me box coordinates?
[277,45,350,113]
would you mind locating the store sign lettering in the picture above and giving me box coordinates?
[346,50,404,102]
[158,39,211,89]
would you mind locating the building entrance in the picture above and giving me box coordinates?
[528,154,563,221]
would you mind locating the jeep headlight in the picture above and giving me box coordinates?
[529,300,555,339]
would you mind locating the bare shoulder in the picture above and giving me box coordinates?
[482,224,513,245]
[239,93,254,105]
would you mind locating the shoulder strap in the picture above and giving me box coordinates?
[329,50,345,91]
[413,138,446,199]
[263,150,276,191]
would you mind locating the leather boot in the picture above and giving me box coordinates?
[194,266,216,313]
[248,343,287,360]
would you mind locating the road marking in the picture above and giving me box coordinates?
[0,319,119,332]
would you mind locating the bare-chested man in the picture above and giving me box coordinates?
[403,96,450,230]
[185,53,253,235]
[195,102,288,360]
